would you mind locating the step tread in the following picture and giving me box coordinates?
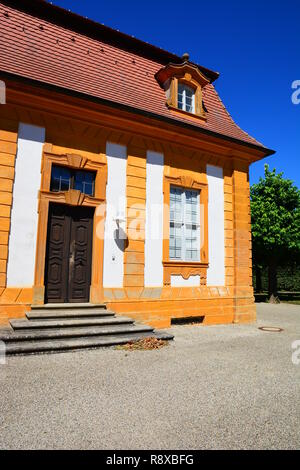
[5,331,174,354]
[31,303,107,310]
[0,324,154,341]
[10,316,134,330]
[26,310,115,319]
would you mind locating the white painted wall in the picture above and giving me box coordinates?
[144,151,164,287]
[103,142,127,288]
[206,164,225,286]
[171,275,200,287]
[6,123,45,287]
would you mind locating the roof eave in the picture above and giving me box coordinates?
[1,71,275,159]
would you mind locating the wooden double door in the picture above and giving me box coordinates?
[45,203,94,303]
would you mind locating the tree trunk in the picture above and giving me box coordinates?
[268,258,280,303]
[255,265,262,293]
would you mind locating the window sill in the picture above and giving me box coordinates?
[163,260,208,286]
[163,260,208,268]
[167,105,207,123]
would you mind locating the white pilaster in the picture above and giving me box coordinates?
[144,151,164,287]
[7,123,45,287]
[206,164,225,286]
[103,142,127,288]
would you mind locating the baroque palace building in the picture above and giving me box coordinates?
[0,0,274,329]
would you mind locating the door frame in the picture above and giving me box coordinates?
[33,148,107,305]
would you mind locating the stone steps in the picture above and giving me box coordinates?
[4,331,173,355]
[26,309,115,320]
[0,324,154,342]
[10,316,134,330]
[31,303,107,309]
[1,303,174,355]
[28,304,114,319]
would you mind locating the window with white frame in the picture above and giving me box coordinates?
[169,186,200,261]
[177,83,195,113]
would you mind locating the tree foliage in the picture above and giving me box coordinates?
[250,165,300,300]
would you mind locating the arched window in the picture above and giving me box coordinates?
[177,83,195,113]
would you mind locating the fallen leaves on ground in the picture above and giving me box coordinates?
[115,337,169,351]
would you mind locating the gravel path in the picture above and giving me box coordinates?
[0,303,299,450]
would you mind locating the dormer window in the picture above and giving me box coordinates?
[155,54,210,121]
[178,83,195,113]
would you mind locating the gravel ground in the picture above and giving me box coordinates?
[0,303,299,450]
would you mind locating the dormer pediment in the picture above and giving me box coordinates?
[155,61,210,89]
[155,56,211,120]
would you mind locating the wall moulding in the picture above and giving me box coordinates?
[162,171,209,286]
[33,149,107,305]
[164,173,207,191]
[5,83,267,163]
[162,261,208,286]
[41,151,107,200]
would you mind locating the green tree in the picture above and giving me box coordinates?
[251,165,300,303]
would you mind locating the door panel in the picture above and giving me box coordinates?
[68,207,94,303]
[45,204,71,303]
[45,204,94,303]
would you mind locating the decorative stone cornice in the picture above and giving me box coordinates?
[155,62,210,89]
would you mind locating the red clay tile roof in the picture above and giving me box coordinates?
[0,0,271,152]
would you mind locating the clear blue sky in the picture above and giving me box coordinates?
[50,0,300,188]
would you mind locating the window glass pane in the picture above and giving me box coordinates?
[169,222,182,260]
[178,83,184,94]
[50,166,95,196]
[50,166,71,192]
[185,86,194,99]
[74,171,95,196]
[177,83,195,113]
[170,186,200,261]
[184,189,199,260]
[170,187,182,223]
[170,186,183,260]
[185,190,198,224]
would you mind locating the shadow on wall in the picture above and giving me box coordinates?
[114,228,128,252]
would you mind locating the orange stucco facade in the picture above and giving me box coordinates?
[0,80,262,328]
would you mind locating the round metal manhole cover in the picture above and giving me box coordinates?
[258,326,283,333]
